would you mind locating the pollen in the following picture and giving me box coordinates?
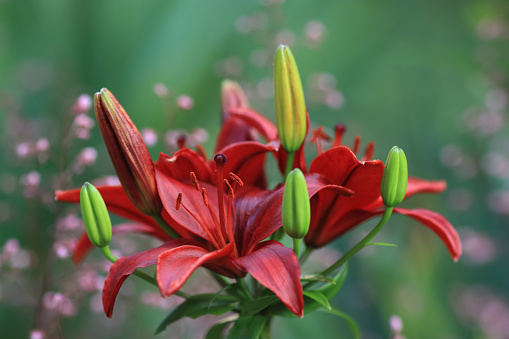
[190,172,200,191]
[224,179,234,198]
[201,188,209,206]
[229,172,244,186]
[176,193,182,210]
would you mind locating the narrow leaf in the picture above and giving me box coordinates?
[205,315,239,339]
[227,316,267,339]
[303,290,331,310]
[319,307,360,339]
[300,274,336,284]
[155,294,239,334]
[241,295,279,316]
[367,242,397,247]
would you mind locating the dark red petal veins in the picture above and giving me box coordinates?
[233,241,304,317]
[103,239,198,317]
[157,243,234,297]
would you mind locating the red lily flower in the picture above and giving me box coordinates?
[217,107,462,261]
[58,149,351,317]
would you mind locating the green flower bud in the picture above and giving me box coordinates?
[381,146,408,207]
[80,182,112,248]
[282,169,311,239]
[274,45,307,153]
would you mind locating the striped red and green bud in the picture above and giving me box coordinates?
[94,88,162,215]
[221,79,249,121]
[282,168,311,239]
[273,45,307,153]
[381,146,408,207]
[80,182,112,248]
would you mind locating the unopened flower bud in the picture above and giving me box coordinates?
[273,45,307,153]
[282,169,310,239]
[94,88,162,215]
[381,146,408,207]
[80,182,112,248]
[221,79,249,121]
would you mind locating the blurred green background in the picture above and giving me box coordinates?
[1,0,508,338]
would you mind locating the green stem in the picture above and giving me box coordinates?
[305,207,394,289]
[237,278,253,300]
[299,246,313,265]
[100,246,189,298]
[293,238,301,256]
[283,151,295,180]
[152,214,180,238]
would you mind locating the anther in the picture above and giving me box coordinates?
[352,135,360,155]
[229,172,244,186]
[333,124,346,148]
[190,172,200,191]
[176,193,182,210]
[177,135,186,150]
[224,179,234,198]
[201,188,209,206]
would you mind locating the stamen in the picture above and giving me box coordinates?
[177,135,186,149]
[310,127,330,155]
[175,193,182,210]
[201,188,209,206]
[229,172,244,186]
[190,172,200,191]
[362,142,375,161]
[333,124,346,148]
[196,144,208,160]
[352,135,360,155]
[214,153,230,247]
[224,179,234,198]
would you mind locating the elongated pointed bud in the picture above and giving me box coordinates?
[381,146,408,207]
[274,45,307,153]
[282,169,311,239]
[80,182,112,248]
[221,79,249,121]
[94,88,162,215]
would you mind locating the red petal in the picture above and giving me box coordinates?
[393,208,462,262]
[212,141,275,187]
[73,223,171,264]
[55,185,157,227]
[233,241,304,317]
[155,167,222,243]
[103,238,198,317]
[229,107,278,141]
[157,243,234,297]
[234,186,285,255]
[406,177,447,198]
[155,151,212,184]
[215,116,257,152]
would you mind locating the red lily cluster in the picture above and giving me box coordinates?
[56,85,461,323]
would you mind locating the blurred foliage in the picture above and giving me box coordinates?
[1,0,509,338]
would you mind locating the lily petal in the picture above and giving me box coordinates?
[56,185,157,227]
[73,223,171,264]
[406,177,447,198]
[215,116,257,152]
[103,238,198,317]
[233,240,304,317]
[156,151,212,184]
[157,243,234,297]
[229,107,278,141]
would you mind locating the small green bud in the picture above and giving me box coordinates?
[282,169,311,239]
[273,45,307,153]
[381,146,408,207]
[80,182,112,248]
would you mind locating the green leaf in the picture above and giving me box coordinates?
[205,315,239,339]
[227,315,267,339]
[302,290,331,310]
[241,295,279,316]
[318,262,349,300]
[155,294,239,334]
[300,274,336,284]
[320,307,360,339]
